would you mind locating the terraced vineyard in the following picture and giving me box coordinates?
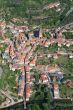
[0,0,73,28]
[0,0,59,27]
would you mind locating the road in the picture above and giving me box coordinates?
[0,89,23,109]
[0,89,15,107]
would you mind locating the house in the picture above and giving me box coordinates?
[18,74,25,96]
[26,84,31,101]
[26,72,30,82]
[43,2,60,10]
[47,54,52,58]
[39,28,43,38]
[26,66,32,72]
[58,43,61,47]
[53,54,58,59]
[28,31,34,38]
[25,57,29,65]
[30,58,36,67]
[54,83,60,99]
[69,54,73,58]
[66,43,70,47]
[48,65,60,73]
[40,74,48,84]
[44,41,49,47]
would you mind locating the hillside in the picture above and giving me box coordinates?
[0,0,73,28]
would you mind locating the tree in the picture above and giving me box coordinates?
[42,103,49,110]
[31,104,40,110]
[28,70,52,110]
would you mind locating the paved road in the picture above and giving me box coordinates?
[0,89,24,109]
[0,89,14,107]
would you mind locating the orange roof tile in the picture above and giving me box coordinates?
[30,58,36,65]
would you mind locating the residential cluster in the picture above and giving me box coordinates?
[0,19,73,103]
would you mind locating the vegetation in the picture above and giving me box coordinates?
[60,76,73,98]
[43,32,50,39]
[54,99,73,110]
[54,56,73,74]
[34,45,49,54]
[0,93,6,104]
[48,43,58,53]
[67,45,73,51]
[28,70,52,110]
[37,57,50,65]
[35,43,58,54]
[0,0,73,27]
[35,43,73,73]
[0,0,60,28]
[0,44,8,52]
[4,27,14,39]
[0,0,73,109]
[0,63,18,93]
[63,31,73,39]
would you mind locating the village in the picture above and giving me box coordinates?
[0,19,73,109]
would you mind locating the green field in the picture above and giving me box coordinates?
[60,77,73,98]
